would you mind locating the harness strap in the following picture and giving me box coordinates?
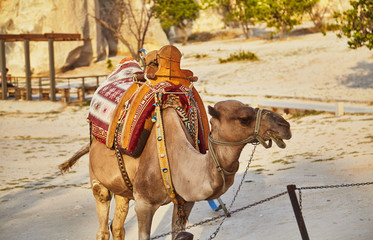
[154,93,189,226]
[154,92,178,205]
[114,119,134,191]
[208,109,272,192]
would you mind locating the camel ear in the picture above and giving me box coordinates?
[208,105,220,120]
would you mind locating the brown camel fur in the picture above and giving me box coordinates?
[60,100,291,240]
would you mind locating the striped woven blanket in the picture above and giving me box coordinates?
[88,58,142,144]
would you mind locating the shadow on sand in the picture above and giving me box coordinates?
[338,61,373,89]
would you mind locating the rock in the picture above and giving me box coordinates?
[0,0,168,75]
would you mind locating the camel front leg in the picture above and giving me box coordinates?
[172,202,195,240]
[112,195,130,240]
[92,180,112,240]
[134,199,159,240]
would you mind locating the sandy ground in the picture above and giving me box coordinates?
[0,32,373,240]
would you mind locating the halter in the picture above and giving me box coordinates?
[208,109,272,192]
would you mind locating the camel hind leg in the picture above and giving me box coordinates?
[92,179,112,240]
[111,194,130,240]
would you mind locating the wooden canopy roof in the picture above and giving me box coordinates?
[0,33,87,42]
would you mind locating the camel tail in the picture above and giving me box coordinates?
[59,143,90,173]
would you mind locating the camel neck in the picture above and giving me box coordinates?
[162,108,244,202]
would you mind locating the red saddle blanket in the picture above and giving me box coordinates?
[88,59,207,157]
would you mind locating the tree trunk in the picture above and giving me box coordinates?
[180,28,188,46]
[241,22,250,39]
[280,23,286,40]
[116,34,139,60]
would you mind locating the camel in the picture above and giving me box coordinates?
[60,99,291,240]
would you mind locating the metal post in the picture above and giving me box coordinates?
[216,197,231,217]
[0,39,7,99]
[24,39,32,100]
[287,185,310,240]
[48,37,56,101]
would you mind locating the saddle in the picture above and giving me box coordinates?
[88,45,210,157]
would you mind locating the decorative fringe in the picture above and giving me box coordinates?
[58,144,90,173]
[176,202,188,227]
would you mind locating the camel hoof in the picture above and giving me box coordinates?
[175,232,194,240]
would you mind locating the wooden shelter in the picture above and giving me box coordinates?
[0,33,86,101]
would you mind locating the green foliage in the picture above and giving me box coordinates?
[213,0,317,39]
[304,0,329,34]
[219,49,259,63]
[230,0,261,38]
[195,53,208,58]
[212,0,260,38]
[153,0,200,31]
[106,59,113,70]
[335,0,373,50]
[259,0,315,39]
[290,110,325,119]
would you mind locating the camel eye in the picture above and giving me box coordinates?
[238,116,252,126]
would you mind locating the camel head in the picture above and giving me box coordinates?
[208,100,291,148]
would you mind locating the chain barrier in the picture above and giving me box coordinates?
[207,144,257,240]
[150,191,288,239]
[297,181,373,190]
[296,181,373,211]
[150,179,373,239]
[151,144,288,240]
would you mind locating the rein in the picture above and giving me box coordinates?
[208,109,272,192]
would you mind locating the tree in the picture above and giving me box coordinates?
[153,0,200,45]
[224,0,261,39]
[335,0,373,50]
[304,0,331,34]
[259,0,311,40]
[91,0,154,60]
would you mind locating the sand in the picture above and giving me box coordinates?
[0,32,372,240]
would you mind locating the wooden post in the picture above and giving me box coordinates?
[0,38,7,100]
[81,77,85,101]
[39,77,43,100]
[96,76,99,87]
[48,37,56,101]
[24,39,32,100]
[336,102,344,116]
[287,185,310,240]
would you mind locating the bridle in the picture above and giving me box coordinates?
[207,109,272,192]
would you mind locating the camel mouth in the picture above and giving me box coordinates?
[267,131,286,148]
